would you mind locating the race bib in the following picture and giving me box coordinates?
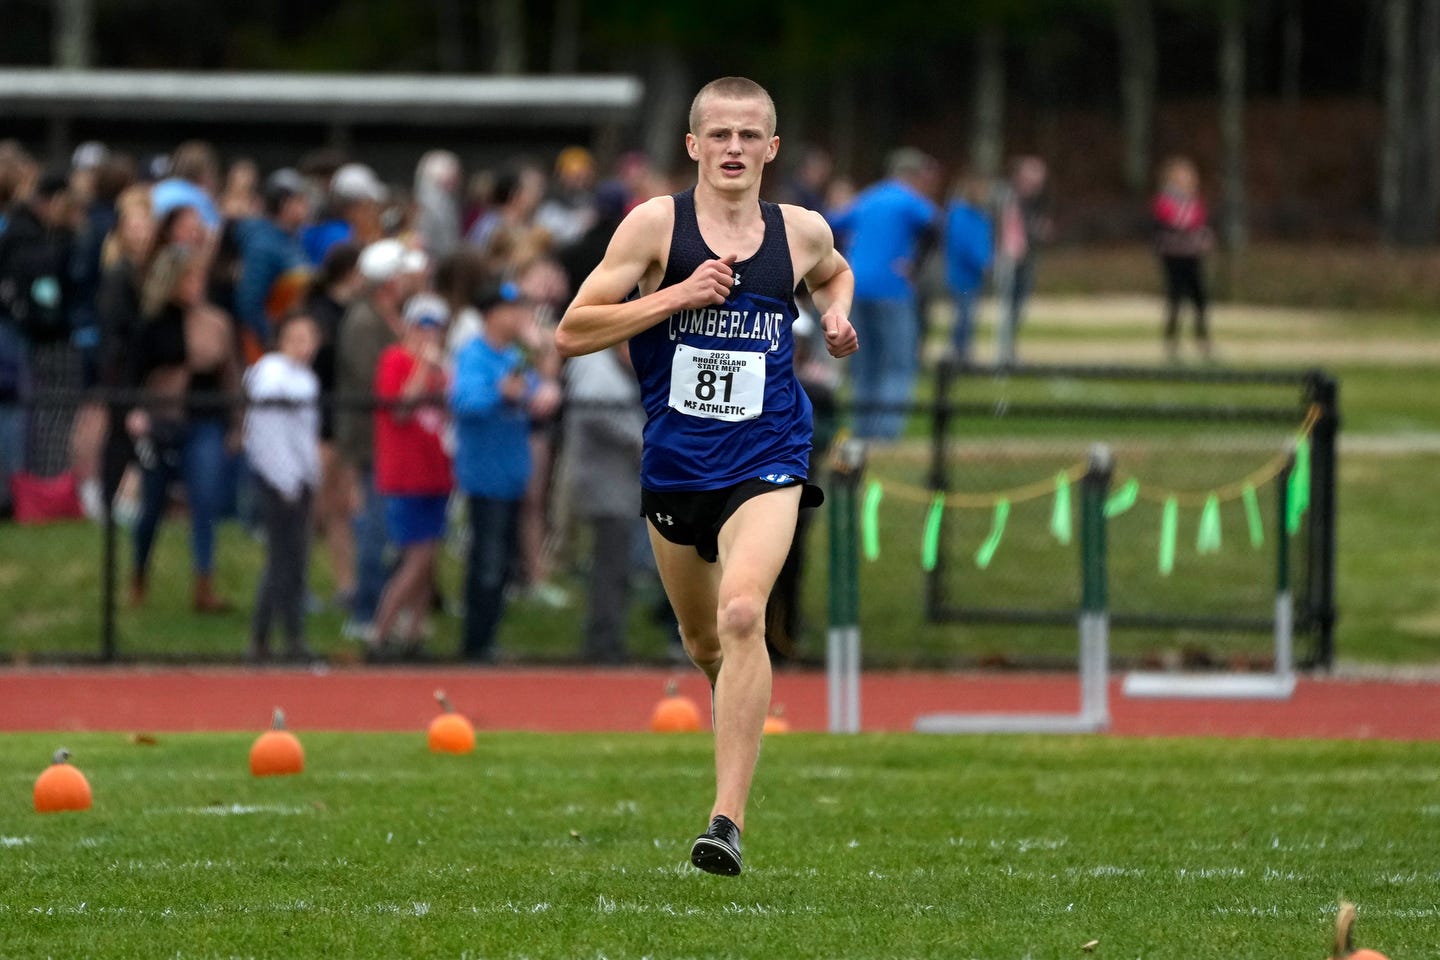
[668,344,765,422]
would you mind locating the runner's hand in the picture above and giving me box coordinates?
[674,255,737,309]
[822,309,859,358]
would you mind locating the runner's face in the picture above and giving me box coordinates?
[686,96,778,195]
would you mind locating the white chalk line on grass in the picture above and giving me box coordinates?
[145,803,313,817]
[0,896,841,921]
[1,836,32,848]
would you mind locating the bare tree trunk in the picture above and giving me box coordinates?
[1416,0,1440,242]
[1115,0,1156,194]
[641,44,688,175]
[970,24,1005,180]
[551,0,581,73]
[1274,0,1303,234]
[1380,0,1409,245]
[1218,0,1248,253]
[53,0,94,68]
[437,0,465,72]
[487,0,527,74]
[831,72,857,178]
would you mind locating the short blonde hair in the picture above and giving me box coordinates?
[688,77,776,136]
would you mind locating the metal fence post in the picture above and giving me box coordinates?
[924,359,954,621]
[827,438,865,733]
[1275,454,1295,676]
[1304,370,1340,669]
[1078,444,1112,729]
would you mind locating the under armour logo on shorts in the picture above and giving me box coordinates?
[654,514,675,526]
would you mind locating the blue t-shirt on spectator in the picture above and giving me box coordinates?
[302,219,352,267]
[829,180,938,301]
[944,200,994,295]
[449,337,536,501]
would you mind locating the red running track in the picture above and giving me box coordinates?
[1,667,1437,740]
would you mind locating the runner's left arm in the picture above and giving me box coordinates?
[794,208,859,359]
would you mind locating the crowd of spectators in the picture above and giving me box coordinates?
[0,130,1201,663]
[0,136,669,663]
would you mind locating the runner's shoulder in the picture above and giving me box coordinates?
[778,203,833,251]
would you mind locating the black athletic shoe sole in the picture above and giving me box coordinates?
[690,836,742,875]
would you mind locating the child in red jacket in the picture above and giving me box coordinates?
[1152,156,1214,361]
[370,294,452,658]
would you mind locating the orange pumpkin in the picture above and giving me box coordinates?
[763,705,791,735]
[651,681,702,733]
[250,707,304,776]
[1332,901,1389,960]
[428,690,476,754]
[34,749,92,813]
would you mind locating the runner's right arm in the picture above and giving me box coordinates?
[556,198,735,359]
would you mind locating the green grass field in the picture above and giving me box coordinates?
[2,732,1436,958]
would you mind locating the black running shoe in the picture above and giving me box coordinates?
[690,814,743,875]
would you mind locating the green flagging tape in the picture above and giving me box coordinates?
[1287,436,1311,535]
[1196,493,1222,554]
[1105,478,1139,518]
[921,493,944,572]
[975,499,1011,570]
[861,481,884,562]
[1242,483,1264,549]
[1159,497,1178,576]
[1050,471,1072,545]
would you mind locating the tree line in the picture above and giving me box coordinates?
[15,0,1438,245]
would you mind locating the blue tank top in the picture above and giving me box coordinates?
[630,188,812,491]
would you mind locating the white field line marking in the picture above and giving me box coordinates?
[1077,865,1147,878]
[368,902,431,917]
[1178,866,1247,879]
[147,803,311,816]
[1,837,33,848]
[104,858,239,871]
[988,837,1070,853]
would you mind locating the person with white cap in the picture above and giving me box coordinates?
[414,151,462,261]
[369,291,452,659]
[333,238,428,640]
[304,163,390,265]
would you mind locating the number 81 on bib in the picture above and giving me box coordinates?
[668,343,766,423]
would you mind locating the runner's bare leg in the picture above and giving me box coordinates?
[647,486,800,830]
[648,526,723,682]
[711,486,801,830]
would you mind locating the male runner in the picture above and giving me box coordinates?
[557,76,858,875]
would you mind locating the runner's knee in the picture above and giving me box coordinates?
[717,593,765,643]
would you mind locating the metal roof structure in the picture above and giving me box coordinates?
[0,69,644,126]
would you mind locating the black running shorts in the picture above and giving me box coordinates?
[642,477,824,563]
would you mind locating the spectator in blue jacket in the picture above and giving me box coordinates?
[943,173,994,364]
[449,280,560,662]
[828,147,940,440]
[233,168,312,357]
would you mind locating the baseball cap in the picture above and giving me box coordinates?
[151,178,210,221]
[331,163,388,203]
[403,292,450,329]
[474,280,531,312]
[263,167,307,207]
[358,239,428,283]
[71,141,109,172]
